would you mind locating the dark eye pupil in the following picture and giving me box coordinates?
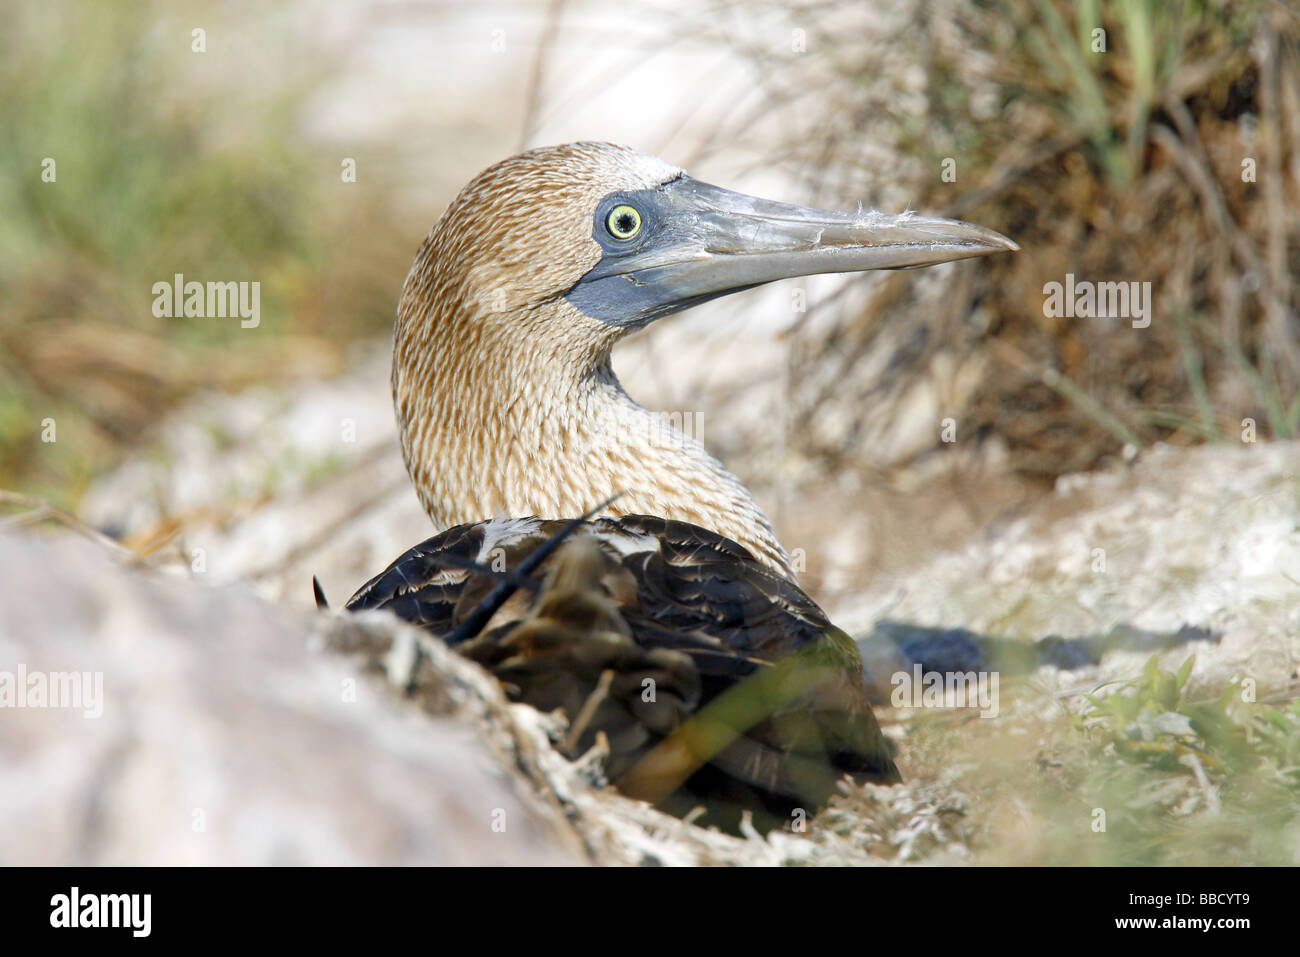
[615,213,635,233]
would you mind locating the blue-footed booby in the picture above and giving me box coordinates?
[342,142,1016,832]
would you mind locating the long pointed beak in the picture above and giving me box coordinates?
[567,175,1018,328]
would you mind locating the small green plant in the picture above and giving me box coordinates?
[1251,698,1300,788]
[1082,654,1299,786]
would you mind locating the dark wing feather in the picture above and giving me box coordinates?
[608,515,832,658]
[345,514,899,833]
[348,523,489,633]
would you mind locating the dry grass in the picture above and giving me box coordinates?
[688,0,1299,482]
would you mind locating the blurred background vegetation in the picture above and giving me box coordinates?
[4,0,1294,499]
[0,0,413,502]
[734,0,1300,481]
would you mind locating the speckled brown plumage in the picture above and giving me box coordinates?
[391,143,794,574]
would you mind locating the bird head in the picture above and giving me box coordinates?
[399,141,1017,351]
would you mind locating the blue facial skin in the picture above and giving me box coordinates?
[563,174,1017,331]
[564,176,761,329]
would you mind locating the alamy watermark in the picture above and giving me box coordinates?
[1043,273,1151,329]
[50,887,150,937]
[0,665,103,718]
[891,664,1000,718]
[152,273,260,328]
[608,409,704,451]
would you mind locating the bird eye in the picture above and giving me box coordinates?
[605,204,642,240]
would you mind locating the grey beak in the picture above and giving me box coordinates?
[567,175,1018,328]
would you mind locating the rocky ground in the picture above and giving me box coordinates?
[6,335,1298,865]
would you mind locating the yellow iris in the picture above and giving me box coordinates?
[606,204,642,239]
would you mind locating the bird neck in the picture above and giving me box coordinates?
[392,299,793,577]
